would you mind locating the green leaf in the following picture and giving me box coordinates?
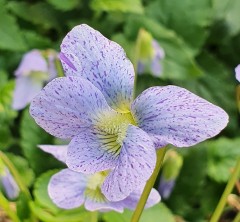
[207,137,240,183]
[0,0,26,51]
[91,0,144,14]
[103,203,175,222]
[212,0,240,36]
[124,16,203,80]
[7,1,61,31]
[20,109,63,175]
[0,74,17,123]
[146,0,212,52]
[6,153,35,187]
[16,192,31,221]
[46,0,81,11]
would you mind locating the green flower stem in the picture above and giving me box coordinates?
[131,146,167,222]
[210,157,240,222]
[90,211,98,222]
[0,151,31,199]
[0,192,20,222]
[233,211,240,222]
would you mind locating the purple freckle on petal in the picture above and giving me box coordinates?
[59,52,77,71]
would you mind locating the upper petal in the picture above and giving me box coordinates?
[131,86,229,148]
[48,169,87,209]
[38,145,68,163]
[30,76,115,139]
[60,24,135,112]
[101,125,156,201]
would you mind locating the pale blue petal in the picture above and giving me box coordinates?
[121,187,160,210]
[101,125,156,201]
[131,86,229,148]
[15,50,48,77]
[84,198,124,213]
[38,145,68,163]
[12,76,43,110]
[60,24,134,112]
[66,127,118,173]
[48,169,87,209]
[235,64,240,82]
[30,76,115,139]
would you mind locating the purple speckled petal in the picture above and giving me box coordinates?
[131,86,229,148]
[101,125,156,201]
[15,50,48,77]
[84,198,124,213]
[30,76,115,139]
[48,169,87,209]
[121,187,160,210]
[60,24,134,112]
[0,167,19,199]
[12,76,43,110]
[38,145,68,163]
[66,127,118,173]
[235,64,240,82]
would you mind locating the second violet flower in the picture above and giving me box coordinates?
[30,24,229,202]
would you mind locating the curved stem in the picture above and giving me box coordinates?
[131,147,167,222]
[0,151,31,199]
[0,191,20,222]
[210,157,240,222]
[233,211,240,222]
[90,211,98,222]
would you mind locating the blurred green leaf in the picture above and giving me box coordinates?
[91,0,144,14]
[16,192,31,221]
[146,0,212,52]
[46,0,81,11]
[125,16,203,80]
[103,203,175,222]
[20,109,63,175]
[0,0,26,51]
[7,1,61,31]
[207,137,240,182]
[212,0,240,36]
[6,153,35,187]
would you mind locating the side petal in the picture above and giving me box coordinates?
[12,76,43,110]
[101,125,156,201]
[66,127,118,173]
[235,64,240,82]
[60,24,135,112]
[84,198,124,213]
[121,188,161,210]
[48,169,87,209]
[131,86,229,148]
[38,145,68,163]
[30,76,115,139]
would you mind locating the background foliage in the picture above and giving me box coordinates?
[0,0,240,221]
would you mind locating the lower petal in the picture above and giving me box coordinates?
[48,169,87,209]
[101,125,156,201]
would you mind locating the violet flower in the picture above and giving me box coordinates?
[0,162,19,199]
[137,29,165,77]
[12,49,58,110]
[30,24,228,202]
[38,145,160,211]
[158,150,183,199]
